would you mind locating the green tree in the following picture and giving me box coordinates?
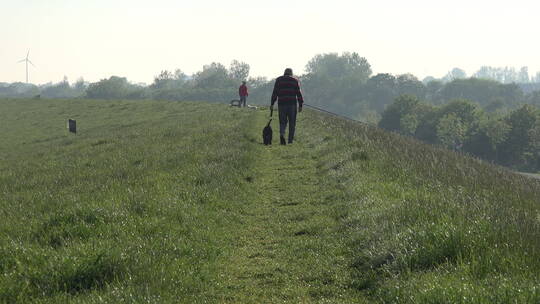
[436,113,467,150]
[74,77,86,91]
[518,66,530,83]
[438,99,480,127]
[173,69,188,83]
[152,69,188,92]
[425,80,444,104]
[500,104,539,166]
[229,60,250,81]
[473,66,518,83]
[400,113,419,136]
[528,121,540,170]
[415,100,479,145]
[246,76,272,104]
[396,74,425,99]
[41,78,77,99]
[302,52,372,117]
[366,73,397,112]
[193,62,234,89]
[480,117,511,161]
[378,95,420,132]
[484,98,505,112]
[86,76,141,99]
[305,52,372,82]
[442,67,467,82]
[152,70,174,89]
[422,76,437,84]
[527,91,540,107]
[438,78,522,109]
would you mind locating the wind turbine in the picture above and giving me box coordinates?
[17,50,35,83]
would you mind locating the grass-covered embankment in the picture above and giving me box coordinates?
[1,98,540,303]
[304,110,540,302]
[0,99,262,302]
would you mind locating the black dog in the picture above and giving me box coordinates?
[263,119,272,145]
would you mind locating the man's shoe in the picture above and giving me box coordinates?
[288,139,293,144]
[280,136,286,145]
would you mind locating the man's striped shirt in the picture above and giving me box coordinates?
[271,75,304,106]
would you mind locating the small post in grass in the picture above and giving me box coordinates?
[68,119,76,134]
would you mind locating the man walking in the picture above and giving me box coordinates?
[239,81,248,107]
[271,68,304,145]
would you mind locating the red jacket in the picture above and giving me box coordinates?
[239,84,248,97]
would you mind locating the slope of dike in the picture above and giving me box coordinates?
[1,99,539,303]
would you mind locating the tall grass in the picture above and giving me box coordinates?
[302,110,540,303]
[0,99,258,303]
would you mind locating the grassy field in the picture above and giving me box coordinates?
[1,98,539,303]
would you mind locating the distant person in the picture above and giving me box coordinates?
[271,68,304,145]
[239,81,248,107]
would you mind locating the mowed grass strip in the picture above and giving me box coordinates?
[0,99,260,303]
[218,113,366,303]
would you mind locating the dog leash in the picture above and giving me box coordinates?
[267,103,371,126]
[303,103,372,126]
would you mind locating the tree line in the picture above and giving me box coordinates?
[0,60,252,102]
[431,66,540,84]
[1,52,539,171]
[2,54,540,118]
[378,95,540,172]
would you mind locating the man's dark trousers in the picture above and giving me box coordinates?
[278,104,297,143]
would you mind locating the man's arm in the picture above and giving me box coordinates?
[296,80,304,111]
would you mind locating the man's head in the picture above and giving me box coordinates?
[242,81,246,85]
[284,68,293,76]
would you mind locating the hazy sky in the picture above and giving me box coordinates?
[1,0,539,84]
